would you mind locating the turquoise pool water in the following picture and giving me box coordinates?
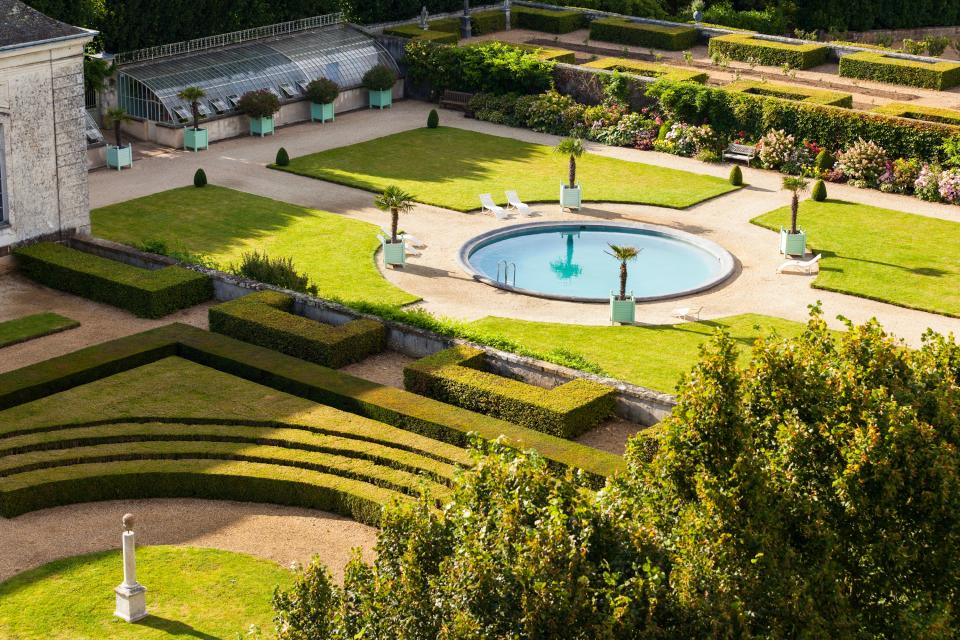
[460,222,734,302]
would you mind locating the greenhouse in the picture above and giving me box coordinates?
[116,21,399,123]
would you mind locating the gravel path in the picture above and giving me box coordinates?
[0,499,378,584]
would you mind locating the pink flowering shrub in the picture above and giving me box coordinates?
[758,129,796,170]
[914,164,943,202]
[937,168,960,204]
[836,139,887,188]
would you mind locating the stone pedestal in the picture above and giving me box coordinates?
[114,517,147,622]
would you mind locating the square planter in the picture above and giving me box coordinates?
[106,144,133,171]
[382,238,406,267]
[311,102,335,123]
[249,116,275,137]
[780,228,807,256]
[369,89,393,109]
[184,127,208,151]
[610,294,636,324]
[560,184,582,211]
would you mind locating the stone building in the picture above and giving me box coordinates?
[0,0,95,255]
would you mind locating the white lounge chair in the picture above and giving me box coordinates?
[671,306,703,321]
[480,193,510,220]
[777,254,821,275]
[381,228,427,249]
[505,190,536,216]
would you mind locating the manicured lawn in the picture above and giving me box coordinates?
[0,312,78,348]
[0,546,291,639]
[469,314,813,393]
[752,199,960,317]
[275,127,739,211]
[91,186,418,306]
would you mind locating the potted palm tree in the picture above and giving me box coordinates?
[363,65,397,110]
[375,186,416,267]
[238,90,281,137]
[606,243,640,324]
[104,107,134,170]
[780,175,809,256]
[306,78,339,123]
[178,86,208,151]
[556,137,584,210]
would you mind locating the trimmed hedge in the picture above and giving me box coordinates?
[582,57,708,83]
[404,345,616,439]
[724,79,853,107]
[469,40,576,64]
[0,323,624,485]
[590,18,698,51]
[0,312,79,348]
[384,23,459,44]
[871,102,960,126]
[708,34,830,70]
[513,6,585,34]
[208,291,385,369]
[14,243,211,319]
[839,51,960,90]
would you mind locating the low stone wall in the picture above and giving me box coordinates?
[66,235,677,426]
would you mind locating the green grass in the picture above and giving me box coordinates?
[91,186,418,307]
[0,546,290,639]
[275,127,739,211]
[0,313,78,348]
[468,314,813,393]
[752,199,960,317]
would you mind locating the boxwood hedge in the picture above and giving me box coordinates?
[208,291,385,369]
[839,51,960,90]
[14,242,212,319]
[590,18,698,51]
[870,102,960,126]
[724,79,853,107]
[404,345,616,439]
[383,24,458,44]
[708,33,830,69]
[513,6,585,33]
[582,56,708,83]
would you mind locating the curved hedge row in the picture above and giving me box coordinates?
[708,34,830,70]
[404,345,616,439]
[839,51,960,90]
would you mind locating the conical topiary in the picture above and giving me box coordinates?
[811,178,827,201]
[193,168,207,188]
[427,109,439,129]
[729,165,743,186]
[276,147,290,166]
[814,149,833,173]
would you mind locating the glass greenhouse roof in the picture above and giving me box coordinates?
[117,24,398,123]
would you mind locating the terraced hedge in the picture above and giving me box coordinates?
[14,242,211,318]
[513,6,585,33]
[871,102,960,126]
[404,345,616,439]
[839,51,960,90]
[383,24,458,44]
[208,291,385,368]
[708,33,830,69]
[723,79,852,107]
[582,57,708,83]
[590,18,698,51]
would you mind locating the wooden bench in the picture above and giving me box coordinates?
[439,90,475,116]
[722,142,758,164]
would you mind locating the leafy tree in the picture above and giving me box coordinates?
[374,185,415,243]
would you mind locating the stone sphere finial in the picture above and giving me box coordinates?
[122,513,135,532]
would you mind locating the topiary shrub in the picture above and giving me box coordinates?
[427,109,439,129]
[193,168,207,188]
[362,65,397,91]
[305,77,339,105]
[814,149,834,172]
[811,178,827,201]
[729,165,743,186]
[276,147,289,167]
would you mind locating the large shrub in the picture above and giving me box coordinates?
[304,78,339,104]
[757,128,797,170]
[362,65,397,91]
[702,0,788,33]
[237,90,280,118]
[403,40,554,96]
[836,138,888,187]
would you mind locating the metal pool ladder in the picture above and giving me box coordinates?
[496,260,517,287]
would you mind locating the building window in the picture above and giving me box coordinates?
[0,124,7,224]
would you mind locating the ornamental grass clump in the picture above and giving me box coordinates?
[836,138,888,188]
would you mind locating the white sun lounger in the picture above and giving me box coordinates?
[777,254,821,275]
[505,190,536,216]
[671,306,703,321]
[480,193,510,220]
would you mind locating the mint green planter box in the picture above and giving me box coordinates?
[560,184,582,211]
[250,116,275,137]
[311,102,335,122]
[382,238,406,266]
[184,127,208,151]
[369,89,392,109]
[610,294,635,324]
[106,144,133,171]
[780,228,807,256]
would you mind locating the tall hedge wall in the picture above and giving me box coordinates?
[839,52,960,91]
[708,34,830,70]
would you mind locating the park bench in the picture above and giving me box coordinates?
[722,142,758,164]
[440,89,475,116]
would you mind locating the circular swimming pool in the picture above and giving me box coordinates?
[458,221,735,303]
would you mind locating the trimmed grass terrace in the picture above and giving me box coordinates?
[91,186,418,307]
[0,312,78,348]
[274,127,739,211]
[0,546,291,639]
[752,200,960,317]
[469,314,812,393]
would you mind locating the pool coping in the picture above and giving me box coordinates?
[457,220,737,303]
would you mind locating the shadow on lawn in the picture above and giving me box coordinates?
[817,249,950,277]
[136,615,219,639]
